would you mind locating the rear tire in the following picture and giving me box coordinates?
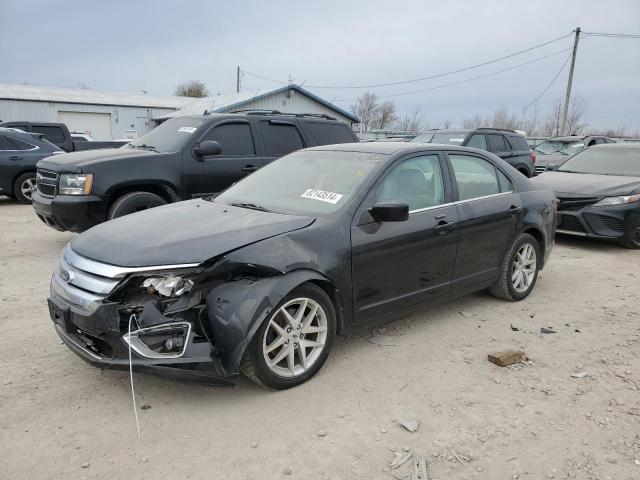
[13,172,36,204]
[241,283,336,389]
[107,191,167,220]
[490,233,541,301]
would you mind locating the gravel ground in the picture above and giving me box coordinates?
[1,197,639,480]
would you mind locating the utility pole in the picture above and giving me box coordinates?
[236,66,241,93]
[561,27,581,135]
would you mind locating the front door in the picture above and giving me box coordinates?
[446,152,522,289]
[351,153,458,321]
[183,120,262,196]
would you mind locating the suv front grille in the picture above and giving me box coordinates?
[37,169,58,197]
[534,165,547,175]
[557,196,600,212]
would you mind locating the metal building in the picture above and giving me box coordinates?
[155,84,359,127]
[0,83,358,140]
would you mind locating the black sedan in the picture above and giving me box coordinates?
[534,144,640,249]
[48,143,556,389]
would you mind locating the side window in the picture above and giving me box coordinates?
[305,122,355,145]
[450,154,501,201]
[466,134,487,150]
[509,136,530,151]
[487,134,507,153]
[259,121,304,156]
[0,135,18,150]
[594,138,606,145]
[32,125,66,143]
[10,124,29,132]
[497,169,513,193]
[202,122,255,156]
[376,155,445,211]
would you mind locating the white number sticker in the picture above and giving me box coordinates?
[301,189,343,204]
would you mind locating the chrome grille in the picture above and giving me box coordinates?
[36,169,58,197]
[534,165,547,175]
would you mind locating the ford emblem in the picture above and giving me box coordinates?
[60,269,74,283]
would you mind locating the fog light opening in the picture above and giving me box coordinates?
[123,322,191,359]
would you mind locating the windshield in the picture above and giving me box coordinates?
[428,132,468,145]
[558,147,640,176]
[214,150,385,215]
[535,140,585,155]
[125,117,205,153]
[411,133,435,143]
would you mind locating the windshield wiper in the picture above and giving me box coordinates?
[130,143,158,152]
[229,202,271,212]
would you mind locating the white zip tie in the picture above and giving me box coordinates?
[128,314,141,439]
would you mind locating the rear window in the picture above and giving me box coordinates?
[259,121,304,156]
[430,133,468,145]
[10,137,37,150]
[305,122,355,145]
[32,125,66,143]
[508,136,530,151]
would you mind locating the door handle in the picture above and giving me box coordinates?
[434,220,456,235]
[9,156,23,161]
[508,205,522,216]
[241,165,259,172]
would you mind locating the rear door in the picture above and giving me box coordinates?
[446,152,521,290]
[351,152,458,320]
[255,119,306,165]
[182,120,261,196]
[0,135,25,192]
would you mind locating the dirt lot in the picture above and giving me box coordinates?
[1,197,639,480]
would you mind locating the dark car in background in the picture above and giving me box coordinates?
[534,144,640,248]
[0,121,128,152]
[412,128,536,177]
[32,112,358,232]
[533,135,614,175]
[47,142,556,388]
[0,128,63,203]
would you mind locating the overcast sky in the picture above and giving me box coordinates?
[1,0,639,130]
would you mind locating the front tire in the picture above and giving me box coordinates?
[107,191,167,220]
[13,172,36,204]
[241,283,336,389]
[490,233,541,301]
[623,223,640,249]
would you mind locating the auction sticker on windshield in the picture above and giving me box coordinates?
[301,189,343,204]
[178,127,197,134]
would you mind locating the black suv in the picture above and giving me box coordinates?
[31,112,358,232]
[412,128,536,177]
[0,128,63,204]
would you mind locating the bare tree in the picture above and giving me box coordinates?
[376,101,397,129]
[542,98,563,137]
[565,95,589,135]
[351,92,379,132]
[395,106,426,133]
[462,114,483,129]
[174,80,209,98]
[440,119,453,129]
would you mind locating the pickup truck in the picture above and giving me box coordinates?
[0,122,128,152]
[31,111,359,232]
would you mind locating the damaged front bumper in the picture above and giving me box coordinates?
[48,246,237,385]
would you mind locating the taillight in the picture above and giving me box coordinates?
[530,151,536,163]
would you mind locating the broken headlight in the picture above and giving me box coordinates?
[142,275,195,297]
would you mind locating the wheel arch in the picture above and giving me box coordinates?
[11,168,37,193]
[105,182,180,212]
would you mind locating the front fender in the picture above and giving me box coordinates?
[206,269,330,374]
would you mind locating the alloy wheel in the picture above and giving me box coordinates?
[262,297,328,378]
[511,243,537,293]
[21,177,36,200]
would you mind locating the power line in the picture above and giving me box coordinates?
[522,53,572,114]
[334,48,571,103]
[242,31,573,90]
[582,31,640,39]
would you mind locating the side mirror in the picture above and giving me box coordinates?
[193,140,222,158]
[369,201,409,222]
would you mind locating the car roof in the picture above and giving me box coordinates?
[306,141,485,155]
[167,112,342,123]
[589,143,640,149]
[547,135,605,142]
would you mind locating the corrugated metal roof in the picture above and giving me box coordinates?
[0,84,193,109]
[157,84,360,123]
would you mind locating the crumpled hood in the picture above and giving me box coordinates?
[532,171,640,197]
[535,153,568,169]
[36,147,159,173]
[70,200,315,267]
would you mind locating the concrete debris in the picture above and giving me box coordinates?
[317,430,327,437]
[250,442,258,448]
[390,449,413,469]
[488,350,528,367]
[510,324,520,331]
[571,371,590,379]
[400,417,420,432]
[459,311,475,318]
[367,334,398,347]
[140,404,151,410]
[81,462,89,469]
[540,327,556,334]
[412,457,428,480]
